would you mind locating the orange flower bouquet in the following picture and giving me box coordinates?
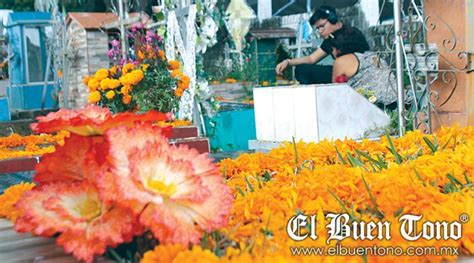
[10,105,233,262]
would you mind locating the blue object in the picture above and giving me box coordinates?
[204,102,256,151]
[0,171,34,194]
[6,12,55,110]
[0,97,11,121]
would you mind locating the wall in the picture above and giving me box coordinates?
[425,0,473,130]
[66,20,109,109]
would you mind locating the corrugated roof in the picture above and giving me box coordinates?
[66,12,149,30]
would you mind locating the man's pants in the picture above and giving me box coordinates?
[295,64,333,84]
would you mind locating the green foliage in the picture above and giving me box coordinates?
[0,0,34,11]
[133,63,179,113]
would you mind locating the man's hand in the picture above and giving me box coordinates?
[276,59,290,75]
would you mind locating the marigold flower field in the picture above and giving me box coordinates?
[1,122,473,262]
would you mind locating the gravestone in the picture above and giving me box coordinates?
[251,84,390,148]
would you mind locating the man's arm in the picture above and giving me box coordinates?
[276,47,328,75]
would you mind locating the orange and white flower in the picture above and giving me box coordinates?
[14,182,141,263]
[31,104,171,136]
[98,124,234,245]
[34,133,107,184]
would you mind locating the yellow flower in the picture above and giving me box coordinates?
[108,79,121,90]
[94,68,109,81]
[225,78,237,83]
[109,66,118,76]
[105,90,116,100]
[100,78,110,90]
[368,95,377,103]
[0,182,36,222]
[88,91,101,103]
[87,78,100,91]
[262,81,270,86]
[141,63,150,71]
[171,69,181,78]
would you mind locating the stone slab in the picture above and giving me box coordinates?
[253,84,390,142]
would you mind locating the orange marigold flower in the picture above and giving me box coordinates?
[82,76,91,86]
[30,104,171,136]
[178,75,191,90]
[88,91,101,103]
[94,68,109,81]
[172,246,219,263]
[158,50,166,61]
[141,244,186,263]
[120,85,131,95]
[58,69,63,79]
[170,69,182,78]
[0,182,35,222]
[168,60,180,70]
[105,90,116,100]
[225,78,237,83]
[122,63,135,75]
[109,66,118,76]
[97,124,233,245]
[175,88,184,97]
[122,94,132,105]
[137,50,145,60]
[14,182,141,263]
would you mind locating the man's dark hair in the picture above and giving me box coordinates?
[310,5,338,25]
[328,26,370,57]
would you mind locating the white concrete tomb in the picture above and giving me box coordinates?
[253,84,390,142]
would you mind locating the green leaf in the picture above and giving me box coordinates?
[245,177,255,192]
[236,186,245,197]
[355,149,384,171]
[412,167,426,186]
[262,171,272,182]
[327,189,357,221]
[335,146,347,165]
[346,152,365,169]
[423,136,438,153]
[394,207,404,217]
[292,137,299,165]
[446,173,463,188]
[361,174,384,218]
[384,131,403,164]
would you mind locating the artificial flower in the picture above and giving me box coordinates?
[30,105,171,136]
[98,124,233,245]
[14,182,141,263]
